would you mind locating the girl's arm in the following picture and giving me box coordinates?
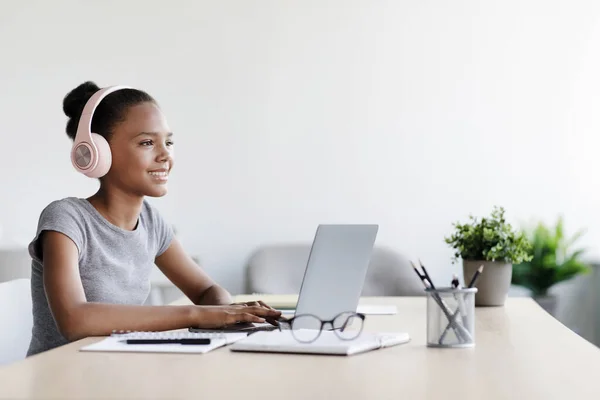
[42,231,280,342]
[154,237,233,305]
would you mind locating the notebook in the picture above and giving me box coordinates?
[230,330,410,356]
[80,331,247,354]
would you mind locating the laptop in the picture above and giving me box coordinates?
[190,224,379,333]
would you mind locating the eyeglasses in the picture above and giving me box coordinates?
[277,311,366,343]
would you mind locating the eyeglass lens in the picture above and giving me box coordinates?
[288,313,364,343]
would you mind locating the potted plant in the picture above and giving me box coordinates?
[512,217,590,315]
[444,206,532,306]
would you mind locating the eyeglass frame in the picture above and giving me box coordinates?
[277,311,366,343]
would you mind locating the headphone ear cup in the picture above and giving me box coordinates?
[84,133,112,178]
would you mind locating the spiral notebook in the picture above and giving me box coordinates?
[80,331,248,354]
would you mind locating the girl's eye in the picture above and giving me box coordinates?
[167,140,174,146]
[140,140,153,146]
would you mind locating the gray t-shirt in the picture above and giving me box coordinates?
[27,197,174,356]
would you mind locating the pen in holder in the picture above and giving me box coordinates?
[426,287,477,348]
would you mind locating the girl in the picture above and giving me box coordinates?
[27,81,281,356]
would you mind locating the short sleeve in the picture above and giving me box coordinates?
[143,201,174,257]
[28,199,86,263]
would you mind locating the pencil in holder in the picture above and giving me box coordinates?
[426,287,477,348]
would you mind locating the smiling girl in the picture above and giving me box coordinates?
[27,82,280,356]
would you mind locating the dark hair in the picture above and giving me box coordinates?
[63,81,155,141]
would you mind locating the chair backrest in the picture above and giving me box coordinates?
[0,279,33,365]
[0,248,32,283]
[244,244,424,296]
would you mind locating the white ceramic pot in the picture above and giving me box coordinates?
[463,260,512,306]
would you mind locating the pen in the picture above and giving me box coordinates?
[467,265,484,288]
[452,273,468,327]
[418,259,436,289]
[123,338,211,345]
[412,262,425,281]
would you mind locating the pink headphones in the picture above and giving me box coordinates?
[70,85,131,178]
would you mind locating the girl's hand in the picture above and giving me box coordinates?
[230,300,282,326]
[191,305,282,329]
[231,299,277,311]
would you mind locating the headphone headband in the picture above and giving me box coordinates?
[74,85,132,144]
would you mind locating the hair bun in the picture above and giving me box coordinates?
[63,81,101,119]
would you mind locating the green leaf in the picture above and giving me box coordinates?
[444,206,533,264]
[505,216,590,294]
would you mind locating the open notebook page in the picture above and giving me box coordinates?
[80,331,248,354]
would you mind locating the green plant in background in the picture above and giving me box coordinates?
[444,206,533,264]
[512,217,590,297]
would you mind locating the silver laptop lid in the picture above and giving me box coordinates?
[293,224,378,328]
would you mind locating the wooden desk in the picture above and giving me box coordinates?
[1,296,600,399]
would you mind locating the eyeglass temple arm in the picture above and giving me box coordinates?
[340,317,353,332]
[278,317,294,331]
[340,313,365,332]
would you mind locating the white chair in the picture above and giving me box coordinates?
[244,244,424,296]
[0,247,31,283]
[0,279,33,365]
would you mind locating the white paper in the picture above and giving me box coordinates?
[356,305,398,315]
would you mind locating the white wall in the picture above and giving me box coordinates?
[2,0,600,294]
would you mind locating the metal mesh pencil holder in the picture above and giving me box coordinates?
[426,287,477,348]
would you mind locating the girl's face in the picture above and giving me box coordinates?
[104,102,175,198]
